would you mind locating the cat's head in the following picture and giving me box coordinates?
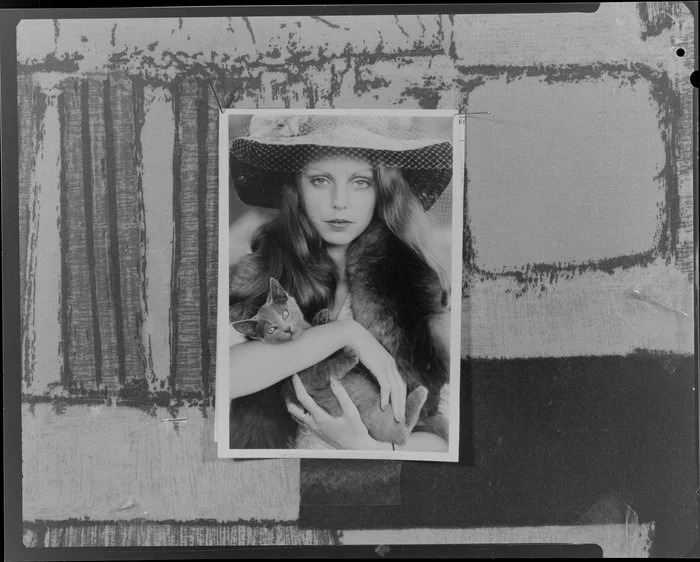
[232,278,307,343]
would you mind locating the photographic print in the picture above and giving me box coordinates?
[217,109,463,461]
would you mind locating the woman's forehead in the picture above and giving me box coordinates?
[302,154,373,174]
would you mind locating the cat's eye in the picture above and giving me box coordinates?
[282,310,289,319]
[267,326,277,334]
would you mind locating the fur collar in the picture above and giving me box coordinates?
[345,222,449,415]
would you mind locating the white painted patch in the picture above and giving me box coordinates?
[464,259,694,358]
[22,403,300,521]
[341,523,655,558]
[467,76,664,271]
[141,87,175,391]
[31,97,63,393]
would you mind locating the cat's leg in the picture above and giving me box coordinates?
[355,384,428,446]
[404,385,429,433]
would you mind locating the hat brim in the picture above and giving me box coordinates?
[229,141,453,211]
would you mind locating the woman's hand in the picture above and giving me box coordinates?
[286,374,390,450]
[342,320,407,424]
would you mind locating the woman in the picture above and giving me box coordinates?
[228,113,452,452]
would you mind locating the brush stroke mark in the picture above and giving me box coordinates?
[242,17,256,44]
[21,520,336,547]
[637,1,683,41]
[169,81,182,395]
[393,15,410,39]
[447,13,457,60]
[58,81,98,390]
[130,76,155,389]
[19,81,49,390]
[170,78,205,393]
[196,81,211,398]
[487,250,658,299]
[17,52,84,74]
[110,23,116,47]
[131,77,148,318]
[311,15,350,31]
[109,76,148,388]
[204,88,219,397]
[80,80,103,387]
[401,84,441,109]
[85,78,120,389]
[18,75,35,291]
[103,75,127,386]
[18,75,36,388]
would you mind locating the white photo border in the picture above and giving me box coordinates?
[217,108,464,461]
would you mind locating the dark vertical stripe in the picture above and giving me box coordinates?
[170,84,182,395]
[197,82,210,398]
[18,74,35,389]
[58,91,71,388]
[103,76,126,386]
[80,80,103,387]
[131,78,148,316]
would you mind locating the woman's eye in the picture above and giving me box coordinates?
[282,310,289,319]
[310,177,331,188]
[267,326,277,334]
[353,178,373,190]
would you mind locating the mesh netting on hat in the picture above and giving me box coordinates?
[229,114,454,210]
[230,141,453,173]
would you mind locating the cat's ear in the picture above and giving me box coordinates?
[268,277,288,303]
[232,319,260,339]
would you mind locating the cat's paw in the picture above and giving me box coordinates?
[312,308,333,326]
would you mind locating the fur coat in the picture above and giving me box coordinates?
[228,221,450,449]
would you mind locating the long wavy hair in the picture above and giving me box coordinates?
[231,163,449,320]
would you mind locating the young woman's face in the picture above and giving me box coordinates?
[299,155,377,248]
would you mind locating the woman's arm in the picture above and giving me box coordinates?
[230,319,354,398]
[231,319,407,423]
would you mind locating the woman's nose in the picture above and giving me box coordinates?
[331,184,348,210]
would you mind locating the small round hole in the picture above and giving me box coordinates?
[677,48,685,57]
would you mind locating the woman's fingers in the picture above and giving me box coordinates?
[286,400,306,422]
[379,375,389,411]
[286,399,319,431]
[291,374,327,420]
[329,377,361,420]
[389,364,406,424]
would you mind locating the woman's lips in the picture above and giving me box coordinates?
[325,219,353,231]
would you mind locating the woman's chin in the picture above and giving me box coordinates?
[320,229,361,247]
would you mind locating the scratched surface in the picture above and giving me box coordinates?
[15,2,696,555]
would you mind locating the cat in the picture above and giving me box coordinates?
[231,277,429,447]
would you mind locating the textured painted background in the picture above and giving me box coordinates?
[16,2,696,556]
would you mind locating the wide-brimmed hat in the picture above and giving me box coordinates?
[229,114,453,210]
